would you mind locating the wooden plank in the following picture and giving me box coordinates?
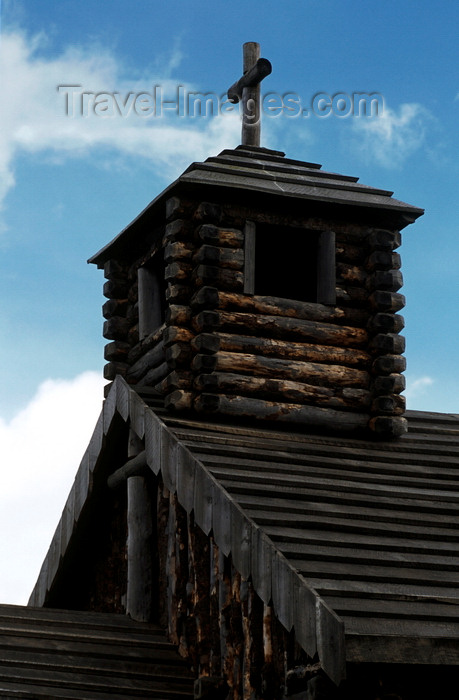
[323,595,459,620]
[205,465,459,510]
[295,558,459,587]
[317,230,336,305]
[175,444,196,515]
[218,478,459,521]
[230,504,252,581]
[345,634,459,665]
[263,524,459,557]
[235,492,459,530]
[277,541,459,572]
[300,577,459,602]
[243,220,256,295]
[189,446,459,491]
[316,598,346,686]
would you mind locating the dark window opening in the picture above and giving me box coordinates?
[138,251,166,339]
[244,222,336,304]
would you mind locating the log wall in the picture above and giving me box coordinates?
[157,480,313,700]
[100,195,406,437]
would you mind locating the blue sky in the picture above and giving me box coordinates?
[0,0,458,603]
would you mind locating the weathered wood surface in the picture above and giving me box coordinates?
[195,394,369,431]
[191,287,369,326]
[192,332,372,367]
[193,265,244,291]
[194,372,370,409]
[126,475,153,622]
[196,224,244,248]
[193,244,244,270]
[193,351,370,388]
[193,311,369,348]
[126,341,165,382]
[0,604,194,698]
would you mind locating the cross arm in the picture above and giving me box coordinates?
[227,58,272,104]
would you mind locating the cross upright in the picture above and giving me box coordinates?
[227,42,272,148]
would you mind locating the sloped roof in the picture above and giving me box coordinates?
[31,377,459,685]
[89,145,424,267]
[0,603,194,698]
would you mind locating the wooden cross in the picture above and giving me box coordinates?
[227,42,272,148]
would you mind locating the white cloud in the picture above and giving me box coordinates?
[0,30,242,215]
[404,375,434,403]
[350,102,431,168]
[0,371,106,604]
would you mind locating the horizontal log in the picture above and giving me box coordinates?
[369,415,407,437]
[193,244,244,270]
[158,370,193,393]
[193,202,222,224]
[104,361,128,380]
[367,313,404,334]
[335,286,369,305]
[192,351,370,389]
[373,373,405,395]
[126,302,139,325]
[128,324,139,346]
[165,197,195,222]
[103,279,128,299]
[128,323,165,364]
[166,283,192,304]
[166,342,192,368]
[103,259,127,280]
[335,242,365,265]
[194,372,371,409]
[103,316,131,341]
[371,394,406,416]
[191,288,369,327]
[102,299,128,319]
[165,390,194,411]
[163,326,194,347]
[104,340,131,362]
[372,354,406,375]
[367,270,403,292]
[365,251,401,272]
[164,241,194,263]
[192,310,369,348]
[165,261,193,282]
[192,332,372,367]
[165,304,192,326]
[370,334,405,355]
[336,262,366,286]
[194,265,244,291]
[126,341,166,382]
[366,230,401,251]
[369,291,405,312]
[196,224,243,248]
[194,394,369,432]
[139,361,169,387]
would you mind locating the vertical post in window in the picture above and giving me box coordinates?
[317,230,336,305]
[244,221,256,295]
[138,264,163,340]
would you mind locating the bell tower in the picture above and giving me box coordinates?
[89,45,423,438]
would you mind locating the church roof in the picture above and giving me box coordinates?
[89,145,424,268]
[0,603,194,698]
[31,377,459,686]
